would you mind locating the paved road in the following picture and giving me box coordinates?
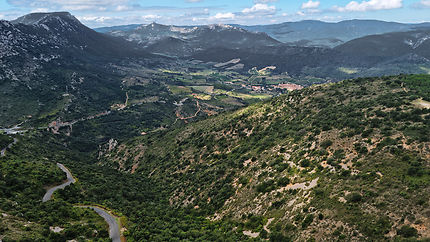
[0,125,25,135]
[1,138,18,157]
[42,163,76,202]
[43,163,121,241]
[80,206,121,242]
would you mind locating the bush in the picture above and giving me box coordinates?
[270,232,290,242]
[302,214,314,228]
[320,140,333,149]
[277,177,290,187]
[238,176,249,185]
[244,215,265,231]
[300,159,310,167]
[256,180,276,193]
[397,225,418,238]
[346,193,362,203]
[271,199,286,209]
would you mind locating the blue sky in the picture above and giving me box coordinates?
[0,0,429,27]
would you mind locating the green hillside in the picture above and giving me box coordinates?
[100,74,430,241]
[1,74,429,241]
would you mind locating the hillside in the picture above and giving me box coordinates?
[0,12,159,127]
[100,74,430,240]
[335,29,430,66]
[0,135,110,241]
[236,20,430,48]
[96,20,430,48]
[102,22,280,57]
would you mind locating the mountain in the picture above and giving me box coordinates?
[10,12,148,58]
[93,23,141,33]
[100,22,281,57]
[94,20,430,78]
[190,28,430,79]
[334,29,430,66]
[235,20,430,47]
[190,45,332,75]
[0,12,156,127]
[99,74,430,241]
[2,11,430,242]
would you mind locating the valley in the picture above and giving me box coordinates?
[0,10,430,242]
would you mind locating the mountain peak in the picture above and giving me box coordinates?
[206,24,235,30]
[12,12,80,26]
[135,22,169,31]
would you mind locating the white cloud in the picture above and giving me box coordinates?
[254,0,278,3]
[115,5,129,11]
[30,8,49,13]
[210,12,235,20]
[333,0,403,12]
[242,4,276,14]
[415,0,430,7]
[301,0,320,9]
[7,0,130,12]
[78,16,113,23]
[141,14,161,21]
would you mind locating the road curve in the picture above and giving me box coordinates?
[80,206,121,242]
[42,163,121,241]
[1,138,18,157]
[42,163,76,202]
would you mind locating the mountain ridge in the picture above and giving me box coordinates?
[102,21,280,57]
[96,19,430,48]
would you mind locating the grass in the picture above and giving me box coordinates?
[168,85,192,95]
[338,67,359,74]
[214,89,271,100]
[191,86,215,94]
[192,94,212,101]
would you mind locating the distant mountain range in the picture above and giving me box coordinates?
[96,20,430,48]
[334,29,430,66]
[189,28,430,77]
[99,22,280,57]
[235,20,430,47]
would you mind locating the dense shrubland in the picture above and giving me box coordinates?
[102,74,430,240]
[2,74,430,241]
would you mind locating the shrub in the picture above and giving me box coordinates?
[321,140,333,149]
[300,159,310,167]
[302,214,314,229]
[346,193,362,203]
[238,176,249,185]
[270,232,290,242]
[277,177,290,187]
[256,180,276,193]
[397,225,418,238]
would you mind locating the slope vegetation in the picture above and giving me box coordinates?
[102,74,430,240]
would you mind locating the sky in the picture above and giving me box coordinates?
[0,0,429,27]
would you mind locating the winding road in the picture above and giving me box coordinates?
[79,206,121,242]
[1,138,18,157]
[43,163,121,242]
[0,125,25,135]
[42,163,76,202]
